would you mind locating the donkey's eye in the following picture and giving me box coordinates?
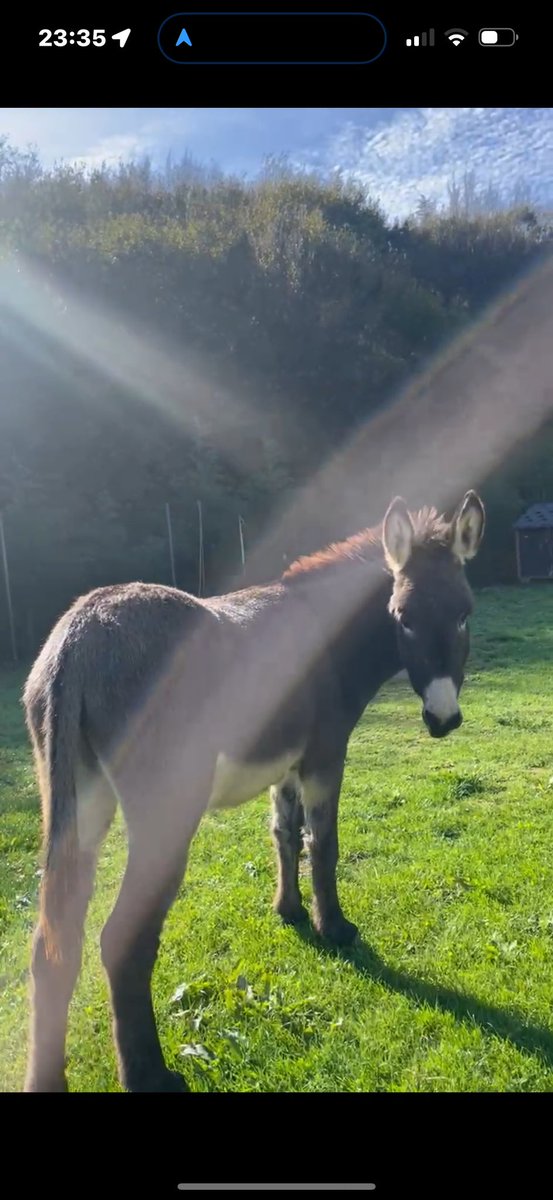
[400,616,415,636]
[458,614,468,631]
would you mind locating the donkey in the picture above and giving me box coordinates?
[23,490,484,1092]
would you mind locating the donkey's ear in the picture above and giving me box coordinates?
[382,497,415,571]
[450,490,485,563]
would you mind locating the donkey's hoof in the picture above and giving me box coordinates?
[315,914,359,946]
[126,1069,189,1093]
[274,896,309,925]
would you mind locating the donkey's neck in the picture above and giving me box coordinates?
[285,557,400,720]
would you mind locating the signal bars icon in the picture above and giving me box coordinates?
[405,29,435,47]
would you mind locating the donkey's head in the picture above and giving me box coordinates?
[383,491,485,738]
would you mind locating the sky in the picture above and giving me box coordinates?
[0,107,551,219]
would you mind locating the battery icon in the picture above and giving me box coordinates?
[479,28,518,45]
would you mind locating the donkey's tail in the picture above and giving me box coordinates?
[35,647,83,962]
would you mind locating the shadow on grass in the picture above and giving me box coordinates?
[294,923,553,1071]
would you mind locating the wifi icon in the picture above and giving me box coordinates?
[445,28,469,45]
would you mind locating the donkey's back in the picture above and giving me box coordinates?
[25,581,215,755]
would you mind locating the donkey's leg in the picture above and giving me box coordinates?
[271,775,308,924]
[25,765,116,1092]
[100,801,202,1093]
[302,763,358,946]
[25,852,96,1092]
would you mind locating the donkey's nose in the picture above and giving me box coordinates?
[422,677,461,738]
[423,707,463,738]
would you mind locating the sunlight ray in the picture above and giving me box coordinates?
[0,255,295,475]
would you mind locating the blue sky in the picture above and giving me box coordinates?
[1,107,551,219]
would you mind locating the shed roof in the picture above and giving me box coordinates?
[513,503,553,530]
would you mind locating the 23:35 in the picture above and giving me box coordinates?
[39,30,107,47]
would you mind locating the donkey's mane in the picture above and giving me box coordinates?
[282,506,451,580]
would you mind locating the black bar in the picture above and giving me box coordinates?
[157,12,387,64]
[5,11,542,105]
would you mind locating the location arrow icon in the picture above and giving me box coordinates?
[176,27,192,47]
[112,29,131,47]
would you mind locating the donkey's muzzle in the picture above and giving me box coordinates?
[422,708,463,738]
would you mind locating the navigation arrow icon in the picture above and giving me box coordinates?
[176,28,192,47]
[112,28,131,47]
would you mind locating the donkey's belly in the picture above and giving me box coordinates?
[207,750,302,811]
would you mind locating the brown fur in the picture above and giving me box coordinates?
[284,507,451,579]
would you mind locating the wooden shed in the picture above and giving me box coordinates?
[513,503,553,581]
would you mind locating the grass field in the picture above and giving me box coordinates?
[1,584,553,1092]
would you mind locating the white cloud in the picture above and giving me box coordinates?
[305,108,553,220]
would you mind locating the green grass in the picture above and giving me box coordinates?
[2,584,553,1092]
